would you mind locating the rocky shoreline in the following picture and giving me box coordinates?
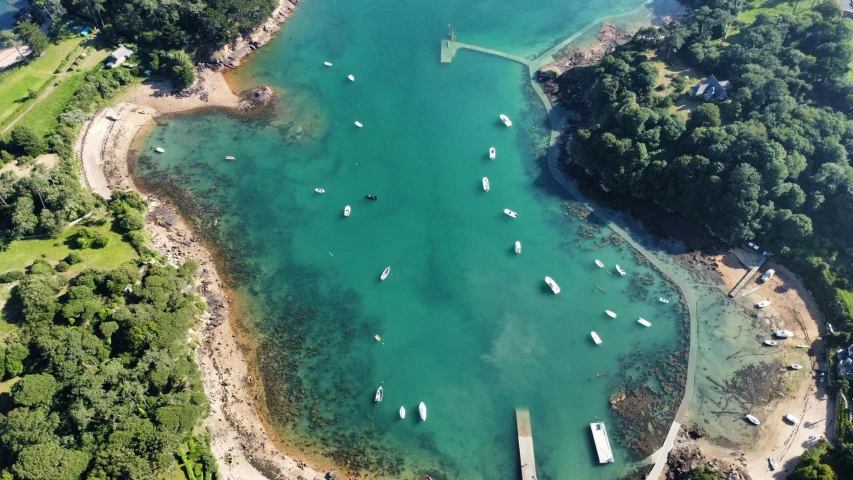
[208,0,300,69]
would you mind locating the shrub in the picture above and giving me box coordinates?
[71,228,107,249]
[54,261,69,272]
[64,253,82,265]
[0,270,25,283]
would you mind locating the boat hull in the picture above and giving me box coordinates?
[419,402,427,421]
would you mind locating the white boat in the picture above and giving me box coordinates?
[375,386,383,403]
[354,121,363,128]
[315,188,325,193]
[344,205,351,217]
[545,276,560,294]
[499,114,512,127]
[764,340,778,346]
[489,147,496,160]
[155,147,165,153]
[659,298,670,304]
[482,177,490,192]
[790,364,803,370]
[503,208,518,218]
[515,241,521,255]
[419,402,427,421]
[784,414,800,424]
[615,264,626,277]
[796,344,809,349]
[591,331,602,345]
[769,458,777,470]
[775,330,794,338]
[106,113,119,121]
[746,414,761,425]
[761,269,776,282]
[225,156,236,160]
[324,61,333,66]
[605,310,617,318]
[756,300,771,308]
[595,260,604,268]
[347,74,355,81]
[638,318,651,327]
[399,406,405,419]
[380,266,391,281]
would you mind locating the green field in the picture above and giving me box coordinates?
[736,0,796,25]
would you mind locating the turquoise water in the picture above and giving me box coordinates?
[136,0,687,478]
[0,0,22,30]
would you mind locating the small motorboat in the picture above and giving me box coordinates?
[106,113,119,121]
[746,414,761,425]
[775,330,794,338]
[615,265,626,277]
[347,74,355,81]
[789,364,803,370]
[375,386,384,403]
[499,114,512,127]
[374,335,381,342]
[761,269,776,282]
[591,331,602,345]
[796,344,809,349]
[605,310,617,318]
[399,407,405,419]
[503,208,518,218]
[482,177,490,192]
[155,147,165,153]
[354,121,363,128]
[659,298,670,304]
[756,300,771,308]
[638,318,651,327]
[380,266,391,281]
[515,241,521,255]
[595,260,604,268]
[344,205,351,217]
[489,147,496,160]
[365,194,378,200]
[225,156,236,160]
[764,340,778,346]
[419,402,427,421]
[315,188,325,193]
[769,458,777,471]
[324,61,333,66]
[545,276,560,294]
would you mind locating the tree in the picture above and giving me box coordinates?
[12,443,89,480]
[4,343,29,378]
[0,30,25,61]
[14,21,49,57]
[690,104,721,128]
[11,374,57,407]
[8,126,45,157]
[0,408,60,452]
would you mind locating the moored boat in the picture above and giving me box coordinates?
[515,241,521,255]
[419,402,427,421]
[374,335,381,341]
[482,177,490,192]
[347,74,355,81]
[545,276,560,294]
[764,340,778,346]
[756,300,771,308]
[659,298,670,303]
[775,330,794,338]
[489,147,496,159]
[225,156,236,160]
[499,114,512,127]
[769,458,777,470]
[354,121,363,127]
[638,318,651,327]
[595,260,604,268]
[375,386,383,403]
[503,208,518,218]
[315,188,325,193]
[746,414,761,425]
[155,147,165,153]
[796,344,809,349]
[615,264,626,277]
[790,364,803,370]
[380,266,391,281]
[605,310,617,318]
[761,269,776,282]
[591,331,602,345]
[784,414,800,424]
[344,205,351,217]
[324,61,333,66]
[365,194,378,200]
[399,406,405,419]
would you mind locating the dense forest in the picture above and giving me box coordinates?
[561,0,853,339]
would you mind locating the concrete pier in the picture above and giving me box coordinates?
[516,408,537,479]
[728,256,768,297]
[590,422,614,463]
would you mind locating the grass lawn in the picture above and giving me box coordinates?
[838,288,853,312]
[0,36,83,127]
[0,219,137,275]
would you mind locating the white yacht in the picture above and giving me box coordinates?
[775,330,794,338]
[515,241,521,255]
[790,364,803,370]
[638,318,651,327]
[545,276,560,294]
[482,177,490,192]
[489,147,496,159]
[756,300,771,308]
[347,74,355,81]
[354,121,363,128]
[324,61,333,66]
[503,208,518,218]
[784,414,800,424]
[615,265,626,276]
[375,386,384,403]
[605,310,617,318]
[155,147,165,153]
[344,205,351,217]
[380,266,391,281]
[591,331,602,345]
[499,114,512,127]
[746,414,761,425]
[595,260,604,268]
[399,406,406,419]
[419,402,427,421]
[315,188,325,193]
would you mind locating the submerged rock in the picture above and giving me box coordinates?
[239,85,276,111]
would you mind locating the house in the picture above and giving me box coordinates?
[840,357,853,379]
[688,75,732,103]
[106,44,132,68]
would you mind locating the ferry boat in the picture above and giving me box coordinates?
[784,414,799,424]
[605,310,617,318]
[790,364,803,370]
[482,177,490,192]
[354,121,363,127]
[344,205,351,217]
[399,407,405,419]
[499,114,512,127]
[315,188,325,193]
[775,329,794,338]
[419,402,427,421]
[764,340,778,346]
[638,318,651,327]
[545,276,560,294]
[380,266,391,281]
[746,414,761,425]
[489,147,496,159]
[155,147,165,153]
[595,260,604,268]
[515,241,521,255]
[615,264,626,276]
[503,208,518,218]
[659,298,670,303]
[761,269,776,282]
[375,386,384,403]
[756,300,771,308]
[591,331,602,345]
[347,74,355,81]
[225,156,236,160]
[324,61,333,66]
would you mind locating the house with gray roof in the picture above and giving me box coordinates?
[688,75,732,103]
[106,45,133,68]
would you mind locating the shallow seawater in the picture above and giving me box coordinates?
[0,0,23,30]
[136,0,687,478]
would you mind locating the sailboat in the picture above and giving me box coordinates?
[324,61,333,66]
[380,266,391,281]
[419,402,427,421]
[595,260,604,268]
[347,74,355,81]
[399,407,406,419]
[489,147,496,159]
[155,147,165,153]
[515,241,521,255]
[638,318,651,327]
[605,310,617,318]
